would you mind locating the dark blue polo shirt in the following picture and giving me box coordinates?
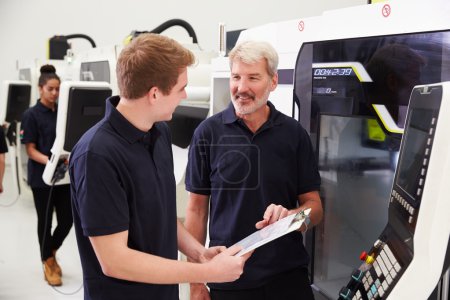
[69,96,178,300]
[186,101,321,290]
[20,100,57,188]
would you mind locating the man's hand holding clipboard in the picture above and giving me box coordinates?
[233,208,312,257]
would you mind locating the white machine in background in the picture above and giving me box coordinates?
[69,44,121,95]
[29,20,218,218]
[211,1,450,299]
[12,20,217,219]
[18,59,74,107]
[0,80,32,196]
[42,81,111,186]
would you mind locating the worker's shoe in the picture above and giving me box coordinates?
[43,257,62,286]
[52,250,62,276]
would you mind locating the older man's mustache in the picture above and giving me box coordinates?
[234,93,255,100]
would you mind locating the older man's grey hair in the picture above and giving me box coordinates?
[229,41,279,77]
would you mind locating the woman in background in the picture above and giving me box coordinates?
[20,65,72,286]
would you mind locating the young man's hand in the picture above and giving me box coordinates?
[205,245,252,283]
[198,246,226,263]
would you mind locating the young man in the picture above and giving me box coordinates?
[185,41,323,300]
[69,33,250,300]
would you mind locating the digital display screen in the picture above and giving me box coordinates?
[312,66,360,99]
[6,84,31,122]
[64,87,111,151]
[80,61,110,83]
[396,108,433,200]
[83,106,103,116]
[313,67,354,77]
[313,87,334,95]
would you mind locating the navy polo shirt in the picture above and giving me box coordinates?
[69,96,178,300]
[20,100,57,188]
[186,101,321,290]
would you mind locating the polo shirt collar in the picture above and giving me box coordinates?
[36,99,57,112]
[222,101,282,126]
[105,96,152,144]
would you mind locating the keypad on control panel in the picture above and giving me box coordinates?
[352,244,401,300]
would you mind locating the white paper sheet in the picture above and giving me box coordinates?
[234,208,311,256]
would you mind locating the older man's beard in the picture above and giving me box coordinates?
[231,92,267,115]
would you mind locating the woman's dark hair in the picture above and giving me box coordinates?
[38,64,60,87]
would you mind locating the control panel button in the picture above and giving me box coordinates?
[374,240,382,248]
[380,251,392,268]
[373,262,382,277]
[351,269,364,282]
[386,274,393,284]
[339,287,353,300]
[377,257,389,276]
[359,251,368,261]
[383,245,396,262]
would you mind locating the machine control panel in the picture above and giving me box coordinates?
[338,83,447,299]
[345,242,402,300]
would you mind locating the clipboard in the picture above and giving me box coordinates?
[234,208,311,257]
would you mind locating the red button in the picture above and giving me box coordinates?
[359,251,368,261]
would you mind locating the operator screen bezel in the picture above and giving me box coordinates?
[393,86,442,208]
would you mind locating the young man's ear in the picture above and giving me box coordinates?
[148,87,158,104]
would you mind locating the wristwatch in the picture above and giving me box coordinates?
[300,209,311,233]
[303,213,311,227]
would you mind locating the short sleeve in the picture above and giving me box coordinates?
[70,151,129,236]
[20,109,38,144]
[297,127,321,195]
[185,127,211,195]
